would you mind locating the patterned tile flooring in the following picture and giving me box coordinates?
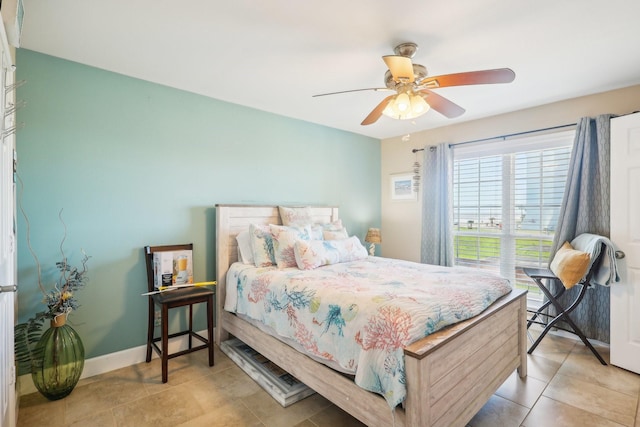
[17,331,640,427]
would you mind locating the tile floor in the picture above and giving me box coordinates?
[17,331,640,427]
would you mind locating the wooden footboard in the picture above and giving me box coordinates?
[221,309,406,426]
[403,289,527,427]
[215,204,528,427]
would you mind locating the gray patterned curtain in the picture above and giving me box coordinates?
[420,144,454,266]
[550,114,614,343]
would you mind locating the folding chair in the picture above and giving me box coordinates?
[524,241,607,365]
[144,243,215,382]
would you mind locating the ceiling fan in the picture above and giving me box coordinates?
[313,42,516,126]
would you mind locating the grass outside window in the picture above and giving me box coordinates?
[454,234,554,299]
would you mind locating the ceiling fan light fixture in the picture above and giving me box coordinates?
[382,97,401,118]
[410,93,429,115]
[395,92,410,112]
[314,42,515,126]
[382,92,430,120]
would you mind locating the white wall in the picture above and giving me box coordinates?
[381,84,640,261]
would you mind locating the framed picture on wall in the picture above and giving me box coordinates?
[390,172,417,201]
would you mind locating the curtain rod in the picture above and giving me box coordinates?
[411,146,435,153]
[411,122,576,153]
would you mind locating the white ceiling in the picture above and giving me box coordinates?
[17,0,640,140]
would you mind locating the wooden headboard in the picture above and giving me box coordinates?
[214,204,339,343]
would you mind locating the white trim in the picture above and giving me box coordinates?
[529,325,609,349]
[0,10,14,67]
[18,326,607,400]
[18,329,208,396]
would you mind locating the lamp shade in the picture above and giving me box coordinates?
[365,228,382,244]
[382,91,430,120]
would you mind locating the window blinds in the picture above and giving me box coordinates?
[452,130,574,300]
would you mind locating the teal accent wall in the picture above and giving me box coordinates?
[15,49,381,359]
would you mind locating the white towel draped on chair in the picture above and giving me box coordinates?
[570,233,620,286]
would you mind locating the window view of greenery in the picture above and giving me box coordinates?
[452,144,572,303]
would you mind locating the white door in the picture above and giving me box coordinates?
[610,112,640,374]
[0,141,17,427]
[0,18,17,427]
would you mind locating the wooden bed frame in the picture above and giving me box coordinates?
[215,204,527,427]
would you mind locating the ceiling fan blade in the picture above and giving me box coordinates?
[420,89,465,118]
[312,87,390,97]
[422,68,515,88]
[383,55,415,83]
[361,95,395,125]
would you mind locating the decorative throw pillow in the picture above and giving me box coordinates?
[270,224,313,268]
[318,219,343,231]
[249,224,276,267]
[279,206,313,226]
[310,219,345,240]
[235,230,254,265]
[294,236,368,270]
[550,241,591,289]
[309,225,324,240]
[323,228,349,240]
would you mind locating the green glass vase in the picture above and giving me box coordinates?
[31,315,85,401]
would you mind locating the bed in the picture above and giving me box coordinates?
[215,204,527,427]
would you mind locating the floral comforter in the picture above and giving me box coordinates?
[225,257,512,408]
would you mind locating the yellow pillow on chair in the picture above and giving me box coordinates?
[549,242,591,289]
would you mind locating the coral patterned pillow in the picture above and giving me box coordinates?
[310,220,344,240]
[249,224,276,267]
[323,228,349,240]
[270,224,314,268]
[294,236,368,270]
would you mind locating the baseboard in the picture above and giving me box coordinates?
[18,329,208,396]
[18,326,610,397]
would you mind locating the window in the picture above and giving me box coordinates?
[451,131,574,304]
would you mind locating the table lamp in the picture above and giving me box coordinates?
[365,228,381,256]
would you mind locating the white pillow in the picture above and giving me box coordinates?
[294,236,368,270]
[235,230,254,265]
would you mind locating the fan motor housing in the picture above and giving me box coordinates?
[384,64,428,89]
